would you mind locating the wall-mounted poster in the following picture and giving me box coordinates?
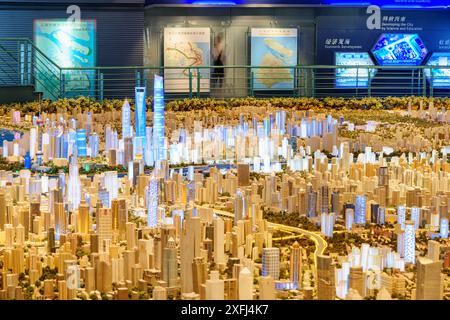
[335,52,377,88]
[251,28,297,90]
[34,20,96,99]
[163,27,210,93]
[425,52,450,88]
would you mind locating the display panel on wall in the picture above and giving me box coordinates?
[34,20,96,99]
[371,33,428,66]
[163,27,211,93]
[250,28,298,90]
[425,53,450,88]
[335,52,376,88]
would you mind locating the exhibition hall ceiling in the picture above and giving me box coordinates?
[2,0,449,8]
[0,0,144,4]
[144,0,450,8]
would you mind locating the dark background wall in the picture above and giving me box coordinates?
[1,1,450,68]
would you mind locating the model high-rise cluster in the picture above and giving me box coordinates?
[0,97,448,300]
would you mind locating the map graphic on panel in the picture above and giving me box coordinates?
[34,20,96,98]
[251,28,298,90]
[164,27,210,93]
[371,34,428,66]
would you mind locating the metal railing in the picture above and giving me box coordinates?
[60,64,450,101]
[2,38,450,101]
[0,38,62,100]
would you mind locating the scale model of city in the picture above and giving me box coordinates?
[0,75,449,301]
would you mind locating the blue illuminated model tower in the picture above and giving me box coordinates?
[355,195,366,225]
[76,129,87,157]
[135,87,147,138]
[24,152,31,169]
[441,218,449,239]
[153,75,165,162]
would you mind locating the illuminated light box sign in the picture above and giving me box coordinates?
[425,52,450,88]
[335,52,377,88]
[371,33,428,66]
[163,27,210,93]
[34,19,96,99]
[251,28,298,90]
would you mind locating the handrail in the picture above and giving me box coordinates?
[58,64,443,71]
[0,37,62,70]
[0,37,63,99]
[1,37,449,101]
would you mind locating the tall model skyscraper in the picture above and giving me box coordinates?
[321,212,335,237]
[440,218,449,239]
[97,208,112,253]
[146,174,158,228]
[319,185,329,214]
[213,217,225,265]
[349,266,365,298]
[134,87,147,160]
[262,248,280,280]
[163,237,178,287]
[355,195,366,225]
[180,215,201,293]
[135,87,146,138]
[122,99,132,139]
[416,257,442,300]
[411,207,421,229]
[403,220,416,264]
[317,254,335,300]
[234,189,246,226]
[397,205,406,229]
[67,155,81,211]
[345,207,354,230]
[112,198,127,237]
[377,166,389,206]
[153,75,165,162]
[75,129,87,157]
[290,241,302,288]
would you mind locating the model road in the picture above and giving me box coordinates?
[197,206,328,267]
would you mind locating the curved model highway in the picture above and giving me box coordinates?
[197,206,328,267]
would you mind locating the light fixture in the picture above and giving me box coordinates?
[191,1,237,6]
